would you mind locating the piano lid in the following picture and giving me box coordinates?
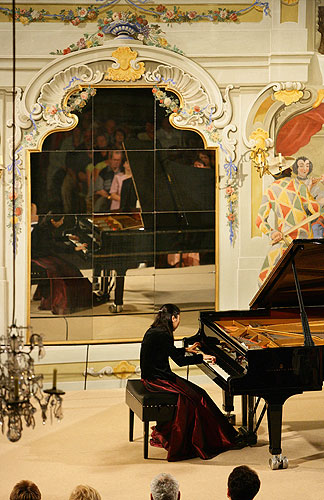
[250,239,324,310]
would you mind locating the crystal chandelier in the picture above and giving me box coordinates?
[0,324,64,442]
[0,0,64,443]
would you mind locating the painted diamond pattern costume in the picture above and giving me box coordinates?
[256,176,322,285]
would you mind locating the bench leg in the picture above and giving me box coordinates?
[129,409,134,442]
[144,421,149,459]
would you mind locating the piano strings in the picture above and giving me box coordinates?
[218,319,324,348]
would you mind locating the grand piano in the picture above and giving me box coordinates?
[75,148,215,311]
[186,239,324,469]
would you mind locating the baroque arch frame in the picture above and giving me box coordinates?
[5,40,238,330]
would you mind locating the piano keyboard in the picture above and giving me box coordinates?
[199,360,231,390]
[206,361,231,381]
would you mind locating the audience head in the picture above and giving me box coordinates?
[113,128,126,146]
[10,480,41,500]
[198,151,212,168]
[69,485,101,500]
[152,303,180,336]
[227,465,260,500]
[193,160,205,169]
[104,119,116,135]
[150,473,180,500]
[95,132,108,150]
[108,150,124,172]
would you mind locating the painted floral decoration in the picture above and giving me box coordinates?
[50,33,103,55]
[67,86,97,112]
[6,172,23,249]
[55,6,100,24]
[42,87,97,116]
[51,14,184,56]
[224,177,239,243]
[12,7,47,25]
[152,86,221,141]
[152,5,239,24]
[0,2,270,26]
[152,87,180,114]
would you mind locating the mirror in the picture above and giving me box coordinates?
[30,87,216,342]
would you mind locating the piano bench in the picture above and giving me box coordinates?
[125,379,178,459]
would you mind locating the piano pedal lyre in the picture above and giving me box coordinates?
[269,454,288,470]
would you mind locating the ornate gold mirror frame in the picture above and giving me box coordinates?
[5,42,237,342]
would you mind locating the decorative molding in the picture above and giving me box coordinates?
[105,47,145,82]
[145,64,234,146]
[249,127,272,151]
[274,89,303,106]
[6,43,238,251]
[38,64,102,128]
[244,81,307,148]
[281,0,299,5]
[85,362,141,379]
[313,88,324,108]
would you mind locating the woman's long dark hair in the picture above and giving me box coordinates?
[151,304,180,337]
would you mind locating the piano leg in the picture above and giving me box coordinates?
[241,395,248,427]
[222,390,235,424]
[237,396,257,446]
[248,395,255,434]
[109,275,125,313]
[267,402,288,470]
[267,402,283,455]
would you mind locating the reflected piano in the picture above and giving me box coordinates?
[186,239,324,469]
[75,149,216,311]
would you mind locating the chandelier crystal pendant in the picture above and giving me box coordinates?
[0,324,65,442]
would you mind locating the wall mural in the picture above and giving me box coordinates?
[245,84,324,285]
[0,1,270,55]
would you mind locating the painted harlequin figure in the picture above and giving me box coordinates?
[256,156,323,286]
[292,156,324,238]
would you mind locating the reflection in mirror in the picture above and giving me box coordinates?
[30,87,216,342]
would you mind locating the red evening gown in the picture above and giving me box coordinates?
[140,326,237,461]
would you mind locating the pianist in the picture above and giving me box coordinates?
[31,213,93,315]
[140,303,238,461]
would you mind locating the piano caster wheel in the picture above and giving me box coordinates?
[109,304,123,313]
[269,455,288,470]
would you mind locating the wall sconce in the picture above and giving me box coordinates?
[248,128,274,178]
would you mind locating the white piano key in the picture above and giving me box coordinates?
[205,361,231,382]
